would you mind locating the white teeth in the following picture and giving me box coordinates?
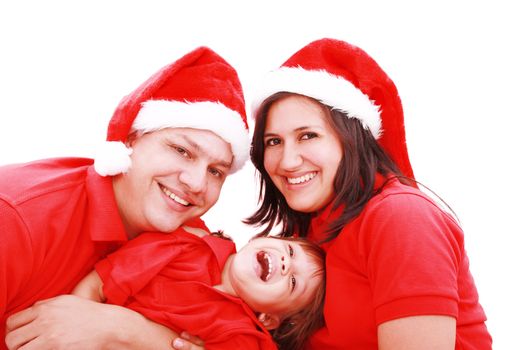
[161,186,190,206]
[287,172,316,184]
[264,252,273,281]
[266,253,272,278]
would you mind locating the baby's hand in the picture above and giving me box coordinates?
[173,331,205,350]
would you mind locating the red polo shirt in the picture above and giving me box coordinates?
[305,177,491,350]
[96,229,277,350]
[0,158,128,346]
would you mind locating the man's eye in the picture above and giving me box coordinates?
[171,145,190,158]
[209,168,223,178]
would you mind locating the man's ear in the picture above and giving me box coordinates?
[258,313,281,330]
[126,131,140,147]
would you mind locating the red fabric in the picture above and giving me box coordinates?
[305,177,491,350]
[0,158,128,347]
[96,229,277,350]
[107,46,247,143]
[272,38,414,179]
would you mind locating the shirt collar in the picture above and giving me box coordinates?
[85,166,128,242]
[202,234,236,269]
[213,289,274,337]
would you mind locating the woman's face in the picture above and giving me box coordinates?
[263,95,343,213]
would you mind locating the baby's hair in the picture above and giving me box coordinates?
[210,229,233,241]
[269,236,326,350]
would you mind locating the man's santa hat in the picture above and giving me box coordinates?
[252,38,414,179]
[94,46,249,176]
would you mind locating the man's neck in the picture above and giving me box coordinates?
[112,175,139,240]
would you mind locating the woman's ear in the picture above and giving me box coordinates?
[258,313,281,330]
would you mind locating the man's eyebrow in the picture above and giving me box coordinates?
[182,134,202,153]
[182,135,232,168]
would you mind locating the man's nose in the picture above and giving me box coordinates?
[179,165,207,193]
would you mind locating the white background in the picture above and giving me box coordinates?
[1,1,523,348]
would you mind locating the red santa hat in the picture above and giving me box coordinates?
[94,46,249,176]
[252,38,414,179]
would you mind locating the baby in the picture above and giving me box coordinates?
[73,223,325,350]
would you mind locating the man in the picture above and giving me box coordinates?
[1,46,248,349]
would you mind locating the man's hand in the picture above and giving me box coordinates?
[5,294,206,350]
[5,295,120,349]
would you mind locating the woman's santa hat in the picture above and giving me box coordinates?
[252,38,414,179]
[94,46,249,176]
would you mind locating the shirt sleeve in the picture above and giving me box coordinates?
[360,192,463,324]
[0,199,34,317]
[95,232,182,305]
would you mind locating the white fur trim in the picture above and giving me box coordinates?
[251,67,382,138]
[94,141,133,176]
[132,100,249,173]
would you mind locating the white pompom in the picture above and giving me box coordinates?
[93,141,133,176]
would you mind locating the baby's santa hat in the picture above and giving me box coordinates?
[252,38,414,179]
[94,46,249,176]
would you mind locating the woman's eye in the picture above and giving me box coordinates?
[288,244,294,257]
[291,275,297,291]
[265,138,281,147]
[300,132,318,141]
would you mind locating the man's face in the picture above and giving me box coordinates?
[114,127,233,238]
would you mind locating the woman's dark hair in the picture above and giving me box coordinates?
[269,236,326,350]
[244,92,414,242]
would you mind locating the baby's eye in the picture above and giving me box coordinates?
[265,138,281,147]
[291,275,297,292]
[288,244,295,257]
[300,132,318,141]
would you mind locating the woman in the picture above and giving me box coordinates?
[246,38,491,349]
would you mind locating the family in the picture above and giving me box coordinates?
[0,38,492,349]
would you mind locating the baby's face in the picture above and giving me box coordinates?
[227,237,322,316]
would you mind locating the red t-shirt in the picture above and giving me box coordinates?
[96,229,277,350]
[0,158,128,347]
[306,177,491,349]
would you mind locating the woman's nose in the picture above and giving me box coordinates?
[279,143,302,170]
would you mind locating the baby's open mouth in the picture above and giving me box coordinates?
[257,251,272,282]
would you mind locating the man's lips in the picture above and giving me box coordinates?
[160,185,192,206]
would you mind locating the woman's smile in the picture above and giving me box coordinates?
[263,95,343,213]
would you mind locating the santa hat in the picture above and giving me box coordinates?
[252,38,414,179]
[94,46,249,176]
